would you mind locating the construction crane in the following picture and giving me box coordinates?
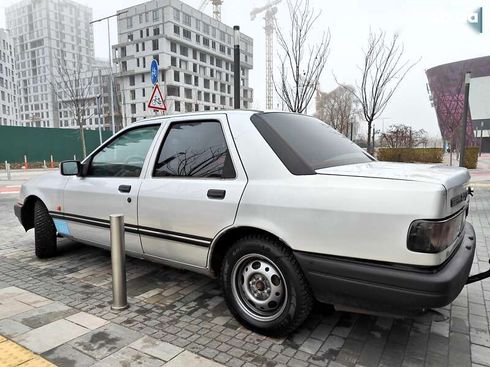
[250,0,281,110]
[198,0,224,21]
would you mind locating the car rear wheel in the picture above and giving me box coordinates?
[221,234,313,336]
[34,200,57,258]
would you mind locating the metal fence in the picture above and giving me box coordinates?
[0,126,111,163]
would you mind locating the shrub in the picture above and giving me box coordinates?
[377,148,444,163]
[463,147,479,169]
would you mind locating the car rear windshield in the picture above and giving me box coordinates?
[251,112,374,173]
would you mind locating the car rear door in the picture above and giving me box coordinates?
[61,124,161,255]
[138,113,247,268]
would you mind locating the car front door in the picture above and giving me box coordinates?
[62,124,161,255]
[138,114,247,268]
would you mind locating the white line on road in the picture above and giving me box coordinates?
[0,191,19,194]
[6,185,20,188]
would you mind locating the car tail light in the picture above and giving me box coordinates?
[407,211,465,253]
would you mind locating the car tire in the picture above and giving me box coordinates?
[34,200,57,258]
[221,234,313,336]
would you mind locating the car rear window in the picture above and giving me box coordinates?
[251,112,374,173]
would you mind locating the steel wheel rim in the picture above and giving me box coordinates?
[231,253,288,322]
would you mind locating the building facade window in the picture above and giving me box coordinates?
[173,8,180,21]
[183,13,191,26]
[152,39,159,50]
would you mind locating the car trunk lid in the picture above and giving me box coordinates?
[316,161,470,213]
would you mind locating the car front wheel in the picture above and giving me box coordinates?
[221,234,313,336]
[34,200,57,258]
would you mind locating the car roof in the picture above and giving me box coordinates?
[129,109,264,127]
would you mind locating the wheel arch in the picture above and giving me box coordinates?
[208,226,292,277]
[20,195,42,231]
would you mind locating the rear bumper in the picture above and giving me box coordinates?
[295,222,476,311]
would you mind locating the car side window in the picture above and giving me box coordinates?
[153,121,235,178]
[87,125,160,177]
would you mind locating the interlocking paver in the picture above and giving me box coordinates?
[69,322,143,360]
[14,319,90,354]
[130,335,183,361]
[66,312,109,330]
[42,344,97,367]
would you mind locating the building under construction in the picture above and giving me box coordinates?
[113,0,254,125]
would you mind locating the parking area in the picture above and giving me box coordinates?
[0,185,489,367]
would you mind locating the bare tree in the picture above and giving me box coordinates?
[315,85,360,137]
[380,124,428,148]
[274,0,330,113]
[51,55,94,158]
[338,30,418,154]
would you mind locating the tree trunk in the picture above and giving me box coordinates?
[78,116,87,158]
[367,120,372,154]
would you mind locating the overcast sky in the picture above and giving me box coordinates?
[1,0,489,136]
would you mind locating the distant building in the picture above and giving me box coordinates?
[0,29,18,126]
[6,0,94,128]
[113,0,253,126]
[426,56,490,153]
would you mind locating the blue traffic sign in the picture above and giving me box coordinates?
[150,59,159,85]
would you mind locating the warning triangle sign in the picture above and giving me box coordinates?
[148,83,167,111]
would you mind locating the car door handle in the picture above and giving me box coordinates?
[207,189,226,199]
[118,185,131,193]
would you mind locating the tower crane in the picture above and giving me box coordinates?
[250,0,281,110]
[198,0,224,21]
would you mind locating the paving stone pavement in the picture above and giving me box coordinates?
[0,184,489,367]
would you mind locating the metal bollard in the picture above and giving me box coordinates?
[5,161,11,180]
[110,214,129,310]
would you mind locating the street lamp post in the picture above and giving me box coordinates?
[459,72,471,167]
[480,121,484,157]
[233,26,241,110]
[96,93,103,145]
[90,11,128,135]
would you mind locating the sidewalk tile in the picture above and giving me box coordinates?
[163,350,224,367]
[0,299,33,320]
[12,302,77,328]
[93,346,164,367]
[70,323,143,360]
[0,319,32,338]
[0,286,29,301]
[19,355,56,367]
[66,312,109,330]
[15,293,53,308]
[14,319,89,354]
[42,344,96,367]
[130,335,183,362]
[0,339,34,367]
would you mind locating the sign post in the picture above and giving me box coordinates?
[150,59,159,86]
[148,59,167,112]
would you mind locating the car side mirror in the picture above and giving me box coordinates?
[60,160,82,176]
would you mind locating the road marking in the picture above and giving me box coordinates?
[6,185,20,188]
[0,191,19,195]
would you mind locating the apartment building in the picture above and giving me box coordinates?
[0,29,18,126]
[113,0,253,126]
[6,0,94,128]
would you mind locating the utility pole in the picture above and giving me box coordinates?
[233,26,241,109]
[90,10,127,135]
[459,72,471,167]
